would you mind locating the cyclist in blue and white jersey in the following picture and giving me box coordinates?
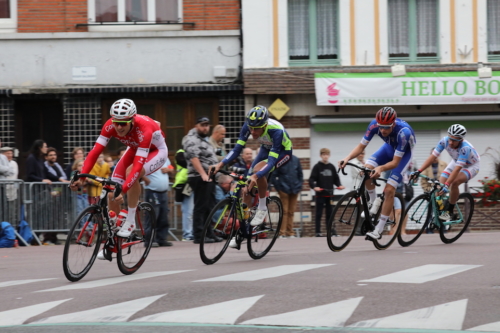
[411,124,480,221]
[210,105,293,229]
[338,107,416,240]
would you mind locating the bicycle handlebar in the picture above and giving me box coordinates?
[338,162,382,187]
[70,172,122,198]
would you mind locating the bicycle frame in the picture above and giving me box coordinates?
[413,175,466,229]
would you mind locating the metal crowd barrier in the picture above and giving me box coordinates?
[18,181,182,245]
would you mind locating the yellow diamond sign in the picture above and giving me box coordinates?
[268,98,290,120]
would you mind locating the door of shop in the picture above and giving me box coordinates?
[15,99,64,179]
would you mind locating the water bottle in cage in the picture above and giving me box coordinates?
[369,197,382,215]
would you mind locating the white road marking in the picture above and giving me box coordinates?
[468,321,500,331]
[31,294,165,324]
[134,295,264,324]
[195,264,333,282]
[357,284,367,286]
[359,264,481,284]
[0,278,57,288]
[349,299,467,330]
[241,297,363,327]
[0,299,71,326]
[36,271,192,292]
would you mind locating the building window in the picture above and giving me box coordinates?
[288,0,339,66]
[89,0,181,31]
[487,0,500,61]
[388,0,439,64]
[0,0,16,32]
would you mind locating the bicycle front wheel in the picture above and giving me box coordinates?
[398,194,432,247]
[326,191,361,252]
[200,198,237,265]
[247,196,283,260]
[63,206,103,282]
[439,193,474,244]
[117,202,156,275]
[372,192,406,250]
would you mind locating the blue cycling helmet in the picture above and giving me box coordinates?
[246,105,269,127]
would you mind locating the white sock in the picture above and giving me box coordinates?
[376,214,389,233]
[127,207,137,223]
[258,197,267,210]
[367,189,377,203]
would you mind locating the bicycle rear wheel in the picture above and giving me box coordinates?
[439,193,474,244]
[117,202,156,275]
[63,206,103,282]
[398,194,432,247]
[326,191,361,252]
[247,196,283,260]
[372,192,405,250]
[200,198,237,265]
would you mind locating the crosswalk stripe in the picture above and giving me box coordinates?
[133,295,264,324]
[359,264,481,284]
[241,297,363,327]
[0,278,57,288]
[30,294,165,324]
[349,299,468,330]
[0,299,71,326]
[36,271,192,292]
[195,264,334,282]
[468,321,500,331]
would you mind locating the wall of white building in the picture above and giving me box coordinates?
[242,0,492,69]
[0,30,240,88]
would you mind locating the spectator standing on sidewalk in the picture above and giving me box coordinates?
[26,139,51,183]
[209,125,226,162]
[0,147,18,180]
[309,148,345,237]
[173,148,194,241]
[0,141,14,180]
[87,153,111,204]
[270,154,303,238]
[44,147,70,183]
[183,116,221,244]
[142,159,174,247]
[64,147,85,179]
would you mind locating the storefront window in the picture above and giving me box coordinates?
[288,0,339,66]
[487,0,500,61]
[388,0,439,63]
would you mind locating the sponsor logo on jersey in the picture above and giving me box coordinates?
[399,131,407,148]
[119,139,139,148]
[390,174,399,181]
[136,128,144,142]
[276,155,290,168]
[150,157,166,172]
[105,124,114,133]
[127,172,140,188]
[152,131,161,142]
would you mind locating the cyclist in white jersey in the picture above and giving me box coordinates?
[411,124,480,221]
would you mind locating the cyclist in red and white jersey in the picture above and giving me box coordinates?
[70,99,168,240]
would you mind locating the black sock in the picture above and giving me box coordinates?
[448,204,455,214]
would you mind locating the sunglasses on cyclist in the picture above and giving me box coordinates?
[448,136,463,142]
[249,124,267,130]
[112,119,132,127]
[377,123,393,130]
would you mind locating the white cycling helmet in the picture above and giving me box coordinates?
[110,99,137,120]
[448,124,467,139]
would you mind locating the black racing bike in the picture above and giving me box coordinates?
[63,172,156,281]
[326,162,405,251]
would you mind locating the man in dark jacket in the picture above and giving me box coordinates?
[309,148,345,237]
[270,154,303,238]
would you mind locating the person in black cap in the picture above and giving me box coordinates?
[183,116,222,244]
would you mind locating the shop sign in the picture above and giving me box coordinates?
[315,72,500,105]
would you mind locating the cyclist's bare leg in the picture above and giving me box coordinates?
[439,172,467,205]
[107,166,145,215]
[243,161,268,209]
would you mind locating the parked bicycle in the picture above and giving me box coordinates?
[398,174,474,247]
[326,162,405,251]
[63,172,156,282]
[199,169,283,265]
